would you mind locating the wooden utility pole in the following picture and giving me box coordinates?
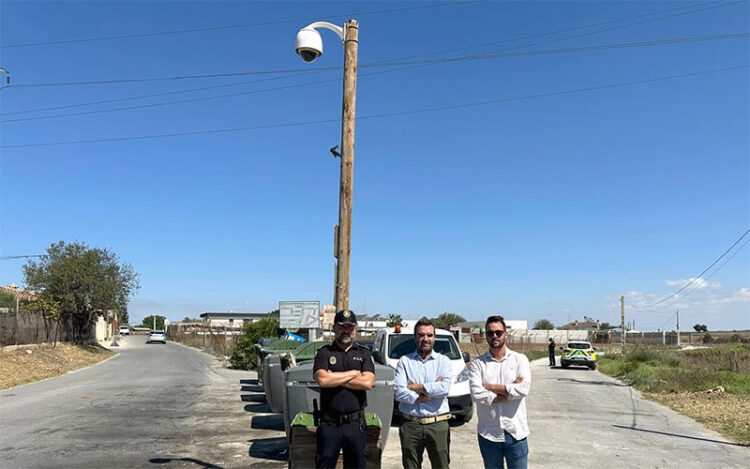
[620,295,626,352]
[676,309,680,347]
[334,19,359,313]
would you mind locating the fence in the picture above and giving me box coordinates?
[167,324,241,357]
[0,312,61,346]
[0,312,113,346]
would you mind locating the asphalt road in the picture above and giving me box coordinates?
[1,342,747,468]
[0,336,254,469]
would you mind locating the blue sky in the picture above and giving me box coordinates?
[1,1,748,331]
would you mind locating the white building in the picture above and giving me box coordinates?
[199,312,271,329]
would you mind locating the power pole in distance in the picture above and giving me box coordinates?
[620,295,626,352]
[676,309,680,347]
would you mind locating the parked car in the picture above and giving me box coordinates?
[372,325,474,423]
[560,341,597,369]
[146,330,167,344]
[118,326,130,336]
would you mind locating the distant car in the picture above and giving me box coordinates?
[146,330,166,344]
[560,341,597,370]
[118,326,130,336]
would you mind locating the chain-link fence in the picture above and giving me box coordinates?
[167,323,241,357]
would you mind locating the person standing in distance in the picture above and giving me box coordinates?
[394,318,452,469]
[468,316,531,469]
[548,338,556,367]
[313,309,375,469]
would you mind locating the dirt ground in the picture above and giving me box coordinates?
[647,391,750,445]
[0,343,114,389]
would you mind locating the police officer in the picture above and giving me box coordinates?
[313,309,375,469]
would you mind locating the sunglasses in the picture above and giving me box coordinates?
[486,330,506,337]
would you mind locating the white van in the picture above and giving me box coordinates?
[372,325,474,423]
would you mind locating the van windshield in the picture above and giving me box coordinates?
[388,334,461,360]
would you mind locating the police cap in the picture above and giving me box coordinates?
[334,309,357,325]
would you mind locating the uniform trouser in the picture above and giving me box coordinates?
[549,350,555,366]
[315,416,367,469]
[399,420,450,469]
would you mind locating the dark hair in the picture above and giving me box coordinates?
[485,315,506,331]
[414,317,434,334]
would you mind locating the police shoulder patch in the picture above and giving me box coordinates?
[329,356,337,365]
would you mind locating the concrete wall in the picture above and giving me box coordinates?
[95,316,109,341]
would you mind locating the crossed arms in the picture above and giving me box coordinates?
[468,356,531,406]
[314,369,375,390]
[394,356,452,405]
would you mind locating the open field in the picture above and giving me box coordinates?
[597,344,750,445]
[0,343,114,389]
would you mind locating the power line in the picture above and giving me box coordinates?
[1,1,485,49]
[3,32,745,124]
[2,64,744,149]
[0,255,43,261]
[638,228,750,308]
[5,0,739,90]
[371,0,742,67]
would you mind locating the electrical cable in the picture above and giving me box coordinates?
[2,64,744,149]
[1,1,485,49]
[3,0,738,115]
[5,0,740,90]
[3,32,746,124]
[0,255,43,261]
[637,228,750,308]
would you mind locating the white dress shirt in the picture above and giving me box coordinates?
[468,348,531,442]
[394,351,452,417]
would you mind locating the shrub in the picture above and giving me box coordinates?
[229,317,280,370]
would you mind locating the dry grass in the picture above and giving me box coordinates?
[0,343,114,389]
[647,391,750,445]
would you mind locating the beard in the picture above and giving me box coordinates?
[337,334,353,346]
[488,337,506,349]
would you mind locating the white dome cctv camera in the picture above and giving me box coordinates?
[295,27,323,63]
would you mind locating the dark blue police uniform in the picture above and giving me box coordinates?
[313,329,375,469]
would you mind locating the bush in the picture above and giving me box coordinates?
[703,332,713,344]
[229,317,280,370]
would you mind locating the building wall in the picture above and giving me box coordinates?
[95,316,109,341]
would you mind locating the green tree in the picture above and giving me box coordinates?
[533,319,555,330]
[141,315,167,330]
[229,317,280,369]
[432,312,466,330]
[0,290,17,310]
[386,314,403,328]
[24,241,140,345]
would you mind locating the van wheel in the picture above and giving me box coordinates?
[589,363,596,370]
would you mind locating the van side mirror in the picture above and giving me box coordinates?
[372,350,382,363]
[593,347,597,352]
[462,351,470,363]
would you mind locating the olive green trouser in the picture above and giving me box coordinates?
[399,420,450,469]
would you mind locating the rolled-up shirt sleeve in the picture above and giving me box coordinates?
[505,355,531,400]
[468,358,496,406]
[394,356,419,404]
[423,355,452,397]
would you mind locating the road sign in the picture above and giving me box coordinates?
[279,301,320,332]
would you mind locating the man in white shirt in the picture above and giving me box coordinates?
[468,315,531,469]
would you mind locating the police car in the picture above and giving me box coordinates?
[560,341,597,370]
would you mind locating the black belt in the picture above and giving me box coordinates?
[320,410,364,425]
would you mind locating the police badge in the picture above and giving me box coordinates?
[329,356,337,365]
